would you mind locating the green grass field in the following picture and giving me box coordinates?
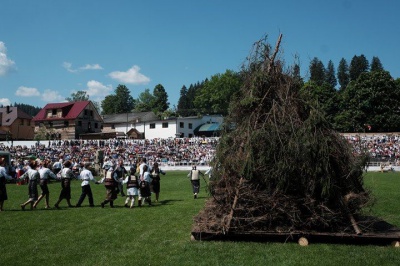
[1,171,400,266]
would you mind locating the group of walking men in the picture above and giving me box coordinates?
[0,155,166,211]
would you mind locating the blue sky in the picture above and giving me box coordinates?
[1,0,399,109]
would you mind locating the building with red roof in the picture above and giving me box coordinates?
[0,106,34,140]
[32,101,103,139]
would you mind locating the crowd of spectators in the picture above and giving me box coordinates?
[0,137,219,171]
[2,134,400,173]
[344,134,400,165]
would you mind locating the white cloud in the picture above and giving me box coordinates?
[41,89,65,103]
[0,41,16,76]
[63,62,77,73]
[80,64,103,70]
[15,86,41,97]
[108,65,150,84]
[0,98,11,106]
[63,62,103,73]
[85,80,113,98]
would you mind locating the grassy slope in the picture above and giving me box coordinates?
[0,171,399,266]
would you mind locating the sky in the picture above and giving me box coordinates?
[1,0,399,110]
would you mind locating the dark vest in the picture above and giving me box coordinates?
[126,175,139,188]
[104,171,116,187]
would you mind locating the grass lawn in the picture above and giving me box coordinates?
[1,171,400,266]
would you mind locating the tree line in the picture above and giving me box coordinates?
[177,54,400,133]
[8,54,400,133]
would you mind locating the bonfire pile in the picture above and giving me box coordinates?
[193,35,371,235]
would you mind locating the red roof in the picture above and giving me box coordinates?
[32,101,91,121]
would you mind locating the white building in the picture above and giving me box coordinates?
[103,112,223,139]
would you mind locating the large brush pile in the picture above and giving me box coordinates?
[193,35,371,235]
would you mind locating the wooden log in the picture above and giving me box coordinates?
[344,193,362,235]
[391,241,400,247]
[298,237,309,246]
[224,177,244,233]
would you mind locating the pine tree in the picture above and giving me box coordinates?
[337,58,350,90]
[349,54,369,81]
[325,60,337,88]
[309,57,325,86]
[370,56,384,72]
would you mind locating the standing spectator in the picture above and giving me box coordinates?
[114,160,128,197]
[33,159,58,209]
[75,162,99,207]
[18,160,40,210]
[0,157,14,211]
[150,162,165,203]
[187,165,204,199]
[99,166,119,208]
[54,160,75,208]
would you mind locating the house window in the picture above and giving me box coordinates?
[52,109,57,115]
[64,121,69,127]
[189,123,193,129]
[49,122,53,128]
[150,123,156,129]
[189,133,193,138]
[162,122,168,128]
[95,123,98,129]
[180,122,184,128]
[78,121,82,126]
[111,124,115,129]
[90,110,93,116]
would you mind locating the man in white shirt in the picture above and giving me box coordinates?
[75,162,99,207]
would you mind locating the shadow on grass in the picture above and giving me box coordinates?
[158,199,183,205]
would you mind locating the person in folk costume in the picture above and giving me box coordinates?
[0,157,14,211]
[75,162,99,207]
[16,159,26,185]
[114,159,128,197]
[150,162,166,203]
[139,164,152,206]
[18,160,40,210]
[122,168,140,208]
[137,157,149,207]
[102,157,113,177]
[187,165,204,199]
[99,165,119,208]
[52,158,63,175]
[54,160,76,208]
[33,159,58,209]
[71,158,80,176]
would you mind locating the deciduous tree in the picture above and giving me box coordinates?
[152,84,169,113]
[100,84,135,114]
[193,70,241,115]
[65,91,89,102]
